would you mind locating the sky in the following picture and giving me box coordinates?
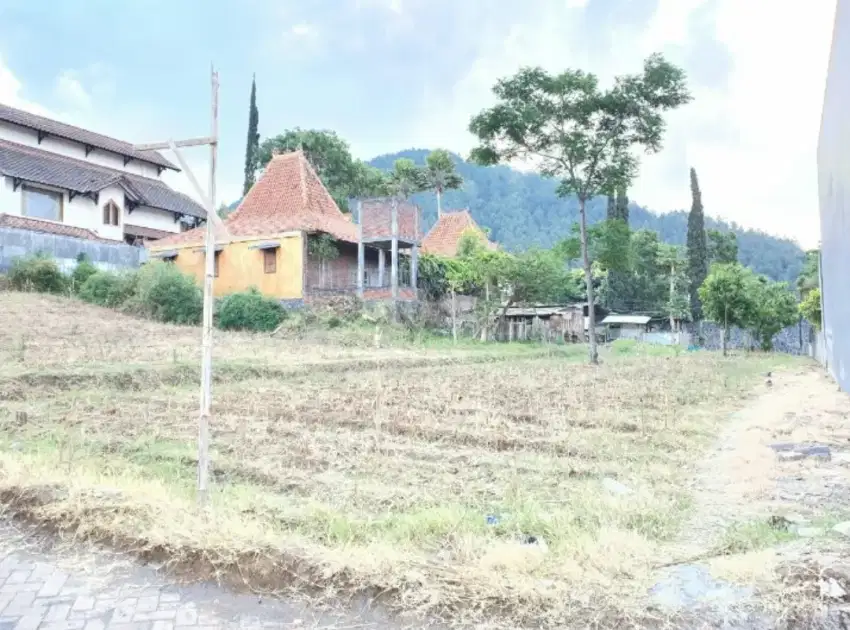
[0,0,837,248]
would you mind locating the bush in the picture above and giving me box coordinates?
[216,288,285,332]
[8,254,68,294]
[70,259,98,293]
[125,261,202,325]
[78,270,138,308]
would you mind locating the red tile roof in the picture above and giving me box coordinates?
[360,199,420,241]
[0,213,120,243]
[421,209,497,257]
[155,150,357,248]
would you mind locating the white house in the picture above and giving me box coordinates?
[0,102,205,247]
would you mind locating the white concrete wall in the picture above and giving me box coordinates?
[126,206,181,234]
[0,120,162,179]
[0,176,17,214]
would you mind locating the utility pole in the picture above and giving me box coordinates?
[134,67,227,506]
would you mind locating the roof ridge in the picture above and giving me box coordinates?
[0,137,175,188]
[0,102,174,169]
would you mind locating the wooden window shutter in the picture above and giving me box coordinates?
[263,249,276,274]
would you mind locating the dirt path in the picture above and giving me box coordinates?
[650,365,850,627]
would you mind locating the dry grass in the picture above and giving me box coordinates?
[0,292,803,628]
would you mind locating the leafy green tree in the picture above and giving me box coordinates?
[657,244,690,330]
[468,54,690,363]
[799,287,822,329]
[258,129,386,211]
[707,229,738,265]
[698,263,752,356]
[796,249,820,296]
[243,75,260,196]
[746,277,799,351]
[687,168,709,320]
[423,149,463,218]
[614,188,629,222]
[387,158,426,200]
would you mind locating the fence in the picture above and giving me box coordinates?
[0,226,147,274]
[685,320,815,355]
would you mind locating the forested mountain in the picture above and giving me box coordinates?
[368,149,805,283]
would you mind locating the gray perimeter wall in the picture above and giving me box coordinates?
[0,227,147,274]
[818,0,850,391]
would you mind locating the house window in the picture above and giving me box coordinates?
[22,186,62,221]
[102,200,120,226]
[263,248,276,274]
[214,251,220,277]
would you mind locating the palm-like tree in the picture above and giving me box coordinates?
[387,158,426,200]
[423,149,463,218]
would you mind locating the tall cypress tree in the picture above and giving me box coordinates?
[686,167,708,320]
[606,193,616,220]
[614,187,629,222]
[242,75,260,196]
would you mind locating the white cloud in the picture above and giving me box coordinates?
[54,70,93,111]
[412,0,837,248]
[290,22,315,37]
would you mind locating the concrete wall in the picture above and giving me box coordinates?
[0,226,146,273]
[0,120,161,179]
[818,0,850,390]
[160,233,304,299]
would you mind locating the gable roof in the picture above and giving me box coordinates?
[0,139,205,219]
[421,209,497,257]
[155,150,357,247]
[0,102,177,171]
[0,213,120,243]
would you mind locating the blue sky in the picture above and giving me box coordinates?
[0,0,837,247]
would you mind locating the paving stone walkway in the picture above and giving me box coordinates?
[0,521,401,630]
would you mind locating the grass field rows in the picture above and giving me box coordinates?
[0,292,800,628]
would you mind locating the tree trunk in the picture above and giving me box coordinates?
[722,305,728,357]
[669,263,676,332]
[436,189,443,219]
[579,196,598,364]
[451,289,458,345]
[479,281,490,342]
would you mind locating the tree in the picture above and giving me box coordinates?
[423,149,463,218]
[387,158,426,200]
[799,287,822,329]
[707,229,738,265]
[243,75,260,196]
[657,244,689,331]
[614,188,629,222]
[258,129,386,211]
[746,277,798,351]
[687,168,709,320]
[469,54,690,363]
[796,249,820,297]
[698,263,752,356]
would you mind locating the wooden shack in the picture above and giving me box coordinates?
[496,303,608,343]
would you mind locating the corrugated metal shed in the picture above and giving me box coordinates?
[601,315,652,325]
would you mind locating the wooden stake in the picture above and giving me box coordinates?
[197,68,218,506]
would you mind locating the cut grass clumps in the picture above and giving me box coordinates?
[216,288,286,332]
[715,519,797,555]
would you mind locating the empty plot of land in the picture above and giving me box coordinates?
[0,292,800,628]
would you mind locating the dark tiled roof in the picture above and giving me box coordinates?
[156,150,356,248]
[0,213,119,243]
[0,139,206,219]
[123,224,174,240]
[0,102,177,170]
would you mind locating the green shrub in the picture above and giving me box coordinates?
[125,261,202,325]
[8,254,68,294]
[216,288,285,332]
[78,270,138,308]
[70,258,98,293]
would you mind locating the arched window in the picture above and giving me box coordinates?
[102,200,120,226]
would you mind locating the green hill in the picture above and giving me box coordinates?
[368,149,805,283]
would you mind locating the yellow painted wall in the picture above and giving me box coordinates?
[154,233,304,299]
